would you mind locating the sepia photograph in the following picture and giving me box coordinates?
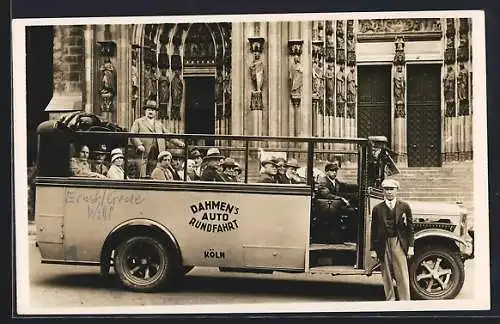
[12,10,489,315]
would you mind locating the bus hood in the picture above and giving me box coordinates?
[406,200,467,217]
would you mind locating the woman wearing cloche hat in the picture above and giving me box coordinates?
[107,148,126,180]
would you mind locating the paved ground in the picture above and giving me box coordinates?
[23,230,475,311]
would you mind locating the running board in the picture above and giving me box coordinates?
[309,265,380,276]
[309,243,357,252]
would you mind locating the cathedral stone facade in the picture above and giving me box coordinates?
[44,18,473,167]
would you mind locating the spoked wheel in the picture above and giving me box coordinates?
[114,236,176,292]
[409,245,465,300]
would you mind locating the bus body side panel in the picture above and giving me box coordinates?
[56,183,310,271]
[35,186,65,260]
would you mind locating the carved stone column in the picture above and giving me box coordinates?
[301,21,312,138]
[268,22,281,140]
[130,45,141,122]
[231,22,244,136]
[443,18,456,162]
[312,40,325,139]
[45,26,84,120]
[392,36,407,165]
[324,20,335,150]
[116,25,130,128]
[457,18,472,160]
[346,20,357,160]
[83,25,94,114]
[334,20,346,153]
[170,33,183,133]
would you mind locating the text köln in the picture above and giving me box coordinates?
[189,200,240,233]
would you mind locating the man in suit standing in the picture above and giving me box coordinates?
[370,179,414,301]
[130,100,184,177]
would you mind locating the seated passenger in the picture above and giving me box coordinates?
[275,157,287,183]
[70,145,106,178]
[200,148,225,182]
[151,151,174,181]
[219,158,239,182]
[280,158,306,184]
[234,162,243,183]
[186,159,197,181]
[91,144,109,176]
[170,149,185,181]
[258,158,279,183]
[107,148,126,180]
[189,147,203,180]
[316,161,350,204]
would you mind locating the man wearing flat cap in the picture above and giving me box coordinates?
[130,99,185,177]
[200,148,225,182]
[370,179,414,301]
[189,147,203,180]
[91,144,109,176]
[258,158,279,183]
[316,160,350,203]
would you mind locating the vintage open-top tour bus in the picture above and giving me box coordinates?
[33,113,474,300]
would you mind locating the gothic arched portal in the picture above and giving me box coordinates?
[131,23,232,143]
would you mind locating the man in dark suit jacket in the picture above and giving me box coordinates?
[257,158,279,183]
[370,179,414,301]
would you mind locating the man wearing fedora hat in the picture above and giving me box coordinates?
[130,99,185,177]
[189,147,203,180]
[370,179,414,301]
[280,158,305,184]
[200,147,225,182]
[219,158,239,182]
[258,158,279,183]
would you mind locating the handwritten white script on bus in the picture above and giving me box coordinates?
[65,189,145,221]
[189,200,240,233]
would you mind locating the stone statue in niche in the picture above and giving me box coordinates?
[143,65,153,100]
[457,63,469,102]
[443,66,455,104]
[289,55,303,101]
[394,65,405,105]
[131,56,139,108]
[170,70,183,120]
[325,63,335,115]
[312,57,324,98]
[249,51,264,110]
[158,71,170,119]
[336,65,346,103]
[347,66,356,103]
[99,58,116,112]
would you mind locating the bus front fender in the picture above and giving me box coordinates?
[99,219,182,275]
[414,228,467,249]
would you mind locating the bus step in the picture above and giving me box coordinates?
[309,265,365,276]
[309,243,357,251]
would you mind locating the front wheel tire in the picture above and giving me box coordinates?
[409,245,465,300]
[114,235,177,292]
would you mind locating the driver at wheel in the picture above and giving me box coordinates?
[316,161,350,205]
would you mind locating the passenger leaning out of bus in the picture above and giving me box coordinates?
[107,148,127,180]
[258,158,279,183]
[279,158,305,184]
[200,148,225,182]
[151,151,174,181]
[69,144,107,178]
[170,149,186,181]
[219,158,239,182]
[188,147,203,180]
[130,100,184,178]
[91,144,109,176]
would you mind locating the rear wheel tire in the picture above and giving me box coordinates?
[114,235,178,292]
[409,245,465,300]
